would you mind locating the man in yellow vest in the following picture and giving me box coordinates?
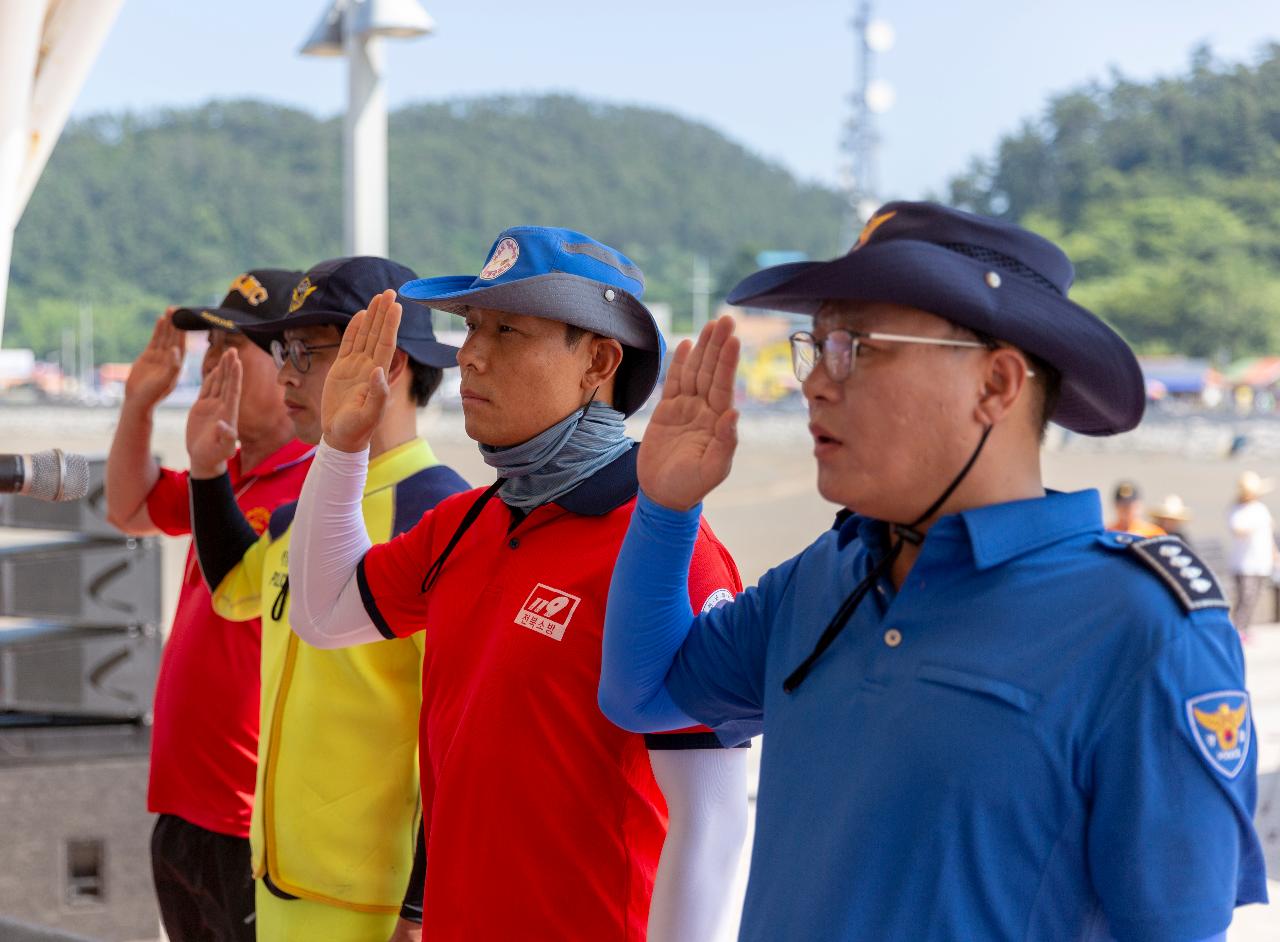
[185,257,466,940]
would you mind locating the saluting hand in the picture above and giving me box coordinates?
[187,348,241,479]
[124,309,186,411]
[638,315,741,511]
[321,288,402,453]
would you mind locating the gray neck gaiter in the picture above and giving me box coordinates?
[480,401,633,511]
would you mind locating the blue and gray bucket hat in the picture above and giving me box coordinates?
[399,226,665,416]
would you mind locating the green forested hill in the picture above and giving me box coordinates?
[947,44,1280,358]
[8,95,846,362]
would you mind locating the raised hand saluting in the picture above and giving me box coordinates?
[187,348,242,479]
[637,315,741,511]
[125,309,186,410]
[321,288,402,453]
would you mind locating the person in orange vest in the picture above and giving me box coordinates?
[1106,480,1165,537]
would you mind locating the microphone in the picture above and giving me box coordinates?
[0,450,91,502]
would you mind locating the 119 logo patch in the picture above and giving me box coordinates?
[515,583,582,641]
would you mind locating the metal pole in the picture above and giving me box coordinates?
[842,0,879,230]
[79,303,93,392]
[343,4,389,256]
[691,256,711,333]
[61,327,75,396]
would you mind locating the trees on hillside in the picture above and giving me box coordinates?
[7,95,845,361]
[949,44,1280,358]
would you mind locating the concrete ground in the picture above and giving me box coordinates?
[3,403,1277,938]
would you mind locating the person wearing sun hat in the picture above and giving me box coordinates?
[181,256,469,940]
[598,201,1266,941]
[286,228,749,941]
[1151,493,1193,544]
[1229,470,1277,637]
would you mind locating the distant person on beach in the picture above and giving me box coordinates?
[1228,470,1277,638]
[104,270,310,942]
[1106,480,1166,537]
[1151,494,1193,545]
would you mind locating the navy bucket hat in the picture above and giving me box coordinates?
[727,201,1145,436]
[241,256,459,369]
[399,226,665,416]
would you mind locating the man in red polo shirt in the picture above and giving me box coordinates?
[105,269,312,942]
[288,228,749,940]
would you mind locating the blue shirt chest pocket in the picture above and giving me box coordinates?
[905,663,1056,798]
[916,663,1041,713]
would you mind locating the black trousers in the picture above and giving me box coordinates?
[151,813,255,942]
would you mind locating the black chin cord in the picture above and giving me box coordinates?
[782,425,994,693]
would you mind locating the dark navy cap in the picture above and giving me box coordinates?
[241,256,458,369]
[1114,480,1141,504]
[399,226,665,416]
[727,201,1145,436]
[172,269,303,332]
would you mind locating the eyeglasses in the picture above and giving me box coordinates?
[789,329,994,383]
[269,337,341,374]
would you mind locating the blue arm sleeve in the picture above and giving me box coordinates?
[599,491,704,733]
[603,491,790,745]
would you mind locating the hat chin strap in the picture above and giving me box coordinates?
[782,424,994,693]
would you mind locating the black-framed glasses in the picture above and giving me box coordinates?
[269,338,341,374]
[789,329,994,383]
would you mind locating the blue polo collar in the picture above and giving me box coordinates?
[838,489,1104,570]
[553,442,640,516]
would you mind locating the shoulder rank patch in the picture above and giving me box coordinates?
[1125,535,1229,611]
[1186,690,1252,778]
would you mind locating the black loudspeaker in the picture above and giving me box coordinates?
[0,537,162,627]
[0,622,159,721]
[0,453,163,726]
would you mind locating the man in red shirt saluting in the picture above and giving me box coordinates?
[288,228,750,941]
[105,269,313,942]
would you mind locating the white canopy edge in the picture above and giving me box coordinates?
[1,0,124,346]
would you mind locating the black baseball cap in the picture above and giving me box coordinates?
[240,256,459,369]
[1113,481,1141,504]
[172,269,303,332]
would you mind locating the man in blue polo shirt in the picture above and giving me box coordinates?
[598,201,1267,941]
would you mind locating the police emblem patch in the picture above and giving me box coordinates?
[700,588,734,614]
[289,277,317,313]
[479,237,520,280]
[851,209,897,251]
[1185,690,1251,779]
[244,505,271,535]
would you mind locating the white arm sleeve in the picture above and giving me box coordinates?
[646,747,750,942]
[289,439,383,649]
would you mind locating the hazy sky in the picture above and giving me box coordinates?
[71,0,1280,200]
